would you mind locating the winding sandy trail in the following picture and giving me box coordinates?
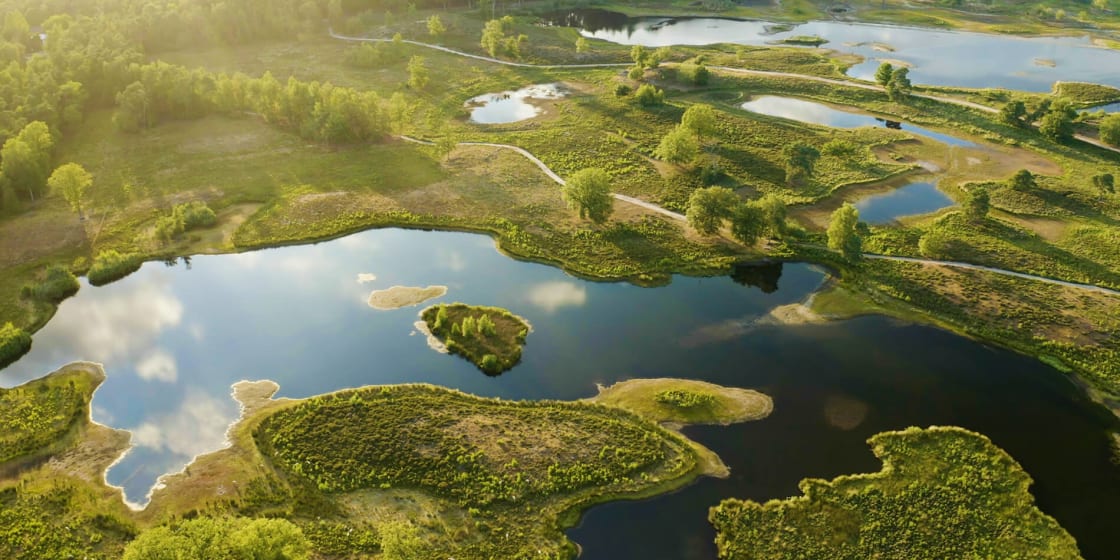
[865,253,1120,296]
[399,135,687,221]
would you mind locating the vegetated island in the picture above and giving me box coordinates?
[420,303,530,375]
[709,426,1082,560]
[0,366,772,559]
[591,378,773,426]
[367,284,447,310]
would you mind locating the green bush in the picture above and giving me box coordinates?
[655,389,715,408]
[0,323,31,368]
[156,201,217,242]
[677,60,710,86]
[22,266,79,303]
[635,84,665,107]
[87,250,142,287]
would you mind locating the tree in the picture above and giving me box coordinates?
[874,62,894,86]
[48,163,93,219]
[999,100,1028,127]
[678,61,710,85]
[828,203,862,260]
[783,142,820,186]
[756,194,788,237]
[114,81,152,132]
[0,121,54,201]
[886,67,912,102]
[963,187,990,221]
[480,16,524,59]
[687,186,739,235]
[562,168,613,223]
[681,104,718,142]
[630,45,648,67]
[427,15,445,38]
[730,202,765,245]
[1008,169,1036,191]
[1100,113,1120,146]
[230,518,311,560]
[655,126,699,164]
[407,56,428,90]
[1039,103,1075,142]
[1093,173,1115,198]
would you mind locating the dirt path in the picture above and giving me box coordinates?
[865,253,1120,296]
[399,135,687,221]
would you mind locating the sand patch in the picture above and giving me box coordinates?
[414,320,449,354]
[758,303,827,326]
[368,285,448,310]
[357,273,377,284]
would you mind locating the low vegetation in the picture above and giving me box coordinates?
[0,364,100,466]
[87,250,142,287]
[0,322,32,368]
[591,378,773,425]
[709,426,1082,559]
[421,303,530,375]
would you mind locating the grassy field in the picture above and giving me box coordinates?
[710,426,1082,559]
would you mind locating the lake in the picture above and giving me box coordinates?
[740,95,977,147]
[549,9,1120,91]
[2,228,1118,559]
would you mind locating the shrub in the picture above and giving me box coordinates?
[635,84,665,107]
[23,266,79,302]
[655,389,715,408]
[0,323,32,368]
[88,250,143,286]
[677,60,710,86]
[1101,113,1120,147]
[614,84,632,97]
[156,201,217,242]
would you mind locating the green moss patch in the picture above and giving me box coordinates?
[421,303,530,375]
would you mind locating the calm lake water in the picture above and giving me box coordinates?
[550,9,1120,91]
[854,181,955,224]
[740,95,977,147]
[466,83,565,124]
[3,229,1118,559]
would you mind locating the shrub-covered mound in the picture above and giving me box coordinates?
[0,364,100,465]
[421,303,530,375]
[87,250,142,287]
[0,322,32,368]
[254,384,699,508]
[709,426,1081,560]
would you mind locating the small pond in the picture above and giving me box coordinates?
[740,95,977,147]
[1082,101,1120,114]
[548,9,1120,91]
[2,228,1118,559]
[853,181,955,224]
[466,83,565,124]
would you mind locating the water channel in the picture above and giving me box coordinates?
[2,228,1117,559]
[549,9,1120,91]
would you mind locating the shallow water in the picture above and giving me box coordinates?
[466,83,565,124]
[2,229,1118,559]
[550,10,1120,91]
[740,95,976,147]
[853,181,955,224]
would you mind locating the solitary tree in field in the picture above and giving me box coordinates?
[964,187,990,222]
[999,100,1028,127]
[655,126,699,164]
[730,202,766,245]
[874,62,894,86]
[562,168,613,224]
[1101,113,1120,147]
[1008,169,1036,191]
[687,186,739,235]
[407,56,429,90]
[681,103,718,143]
[427,14,445,38]
[886,67,912,102]
[828,203,862,260]
[783,142,820,186]
[48,163,92,220]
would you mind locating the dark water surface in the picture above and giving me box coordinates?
[853,181,955,223]
[2,229,1117,558]
[550,9,1120,91]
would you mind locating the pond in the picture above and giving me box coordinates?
[1083,101,1120,114]
[548,9,1120,91]
[466,83,565,124]
[853,181,955,224]
[740,95,977,147]
[3,228,1118,559]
